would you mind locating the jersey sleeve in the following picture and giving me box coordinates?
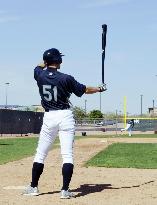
[66,75,86,97]
[34,66,44,81]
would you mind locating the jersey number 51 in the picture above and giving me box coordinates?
[43,85,57,102]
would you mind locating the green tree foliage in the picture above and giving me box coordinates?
[73,106,86,119]
[104,112,116,119]
[89,110,103,119]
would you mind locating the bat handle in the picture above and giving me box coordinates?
[102,51,105,84]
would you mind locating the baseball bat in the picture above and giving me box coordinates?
[102,24,107,84]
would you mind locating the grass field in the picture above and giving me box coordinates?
[86,143,157,169]
[0,137,59,165]
[1,134,157,167]
[115,134,157,138]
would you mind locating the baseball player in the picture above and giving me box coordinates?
[22,48,107,199]
[121,119,135,136]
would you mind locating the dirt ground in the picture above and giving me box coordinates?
[1,137,157,205]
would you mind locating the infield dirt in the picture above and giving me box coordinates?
[1,137,157,205]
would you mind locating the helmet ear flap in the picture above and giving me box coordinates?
[43,60,47,65]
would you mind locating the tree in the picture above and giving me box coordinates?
[89,110,103,119]
[104,112,116,119]
[73,106,86,119]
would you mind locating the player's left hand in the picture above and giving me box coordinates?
[99,84,107,92]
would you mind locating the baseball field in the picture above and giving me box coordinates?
[1,134,157,205]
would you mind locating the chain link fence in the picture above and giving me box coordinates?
[1,110,157,136]
[75,118,157,133]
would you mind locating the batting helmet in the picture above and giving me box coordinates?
[43,48,64,65]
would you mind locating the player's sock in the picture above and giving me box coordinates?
[61,163,74,191]
[31,162,44,188]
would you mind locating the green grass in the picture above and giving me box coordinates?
[0,135,98,165]
[1,134,157,166]
[0,137,59,165]
[86,143,157,169]
[114,134,157,138]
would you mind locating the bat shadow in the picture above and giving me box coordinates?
[0,143,13,146]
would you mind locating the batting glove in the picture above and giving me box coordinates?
[99,84,107,92]
[37,62,46,68]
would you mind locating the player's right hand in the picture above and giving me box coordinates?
[99,84,107,92]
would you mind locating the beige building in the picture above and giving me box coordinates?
[148,107,157,116]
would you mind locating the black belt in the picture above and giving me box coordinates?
[45,109,55,112]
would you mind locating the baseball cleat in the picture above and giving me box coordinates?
[60,190,75,199]
[22,185,39,196]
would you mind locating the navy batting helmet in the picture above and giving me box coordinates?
[43,48,64,65]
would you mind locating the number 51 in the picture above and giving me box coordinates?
[43,85,57,102]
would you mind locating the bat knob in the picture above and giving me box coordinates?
[99,83,107,92]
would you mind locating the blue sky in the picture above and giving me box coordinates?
[0,0,157,115]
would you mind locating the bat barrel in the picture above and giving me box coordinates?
[102,24,107,32]
[102,24,107,84]
[102,24,107,50]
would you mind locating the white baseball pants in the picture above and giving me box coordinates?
[34,110,75,164]
[121,124,132,136]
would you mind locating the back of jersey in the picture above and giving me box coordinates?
[34,67,86,111]
[35,67,71,110]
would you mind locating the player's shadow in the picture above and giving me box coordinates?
[39,181,154,197]
[71,184,112,197]
[39,184,111,196]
